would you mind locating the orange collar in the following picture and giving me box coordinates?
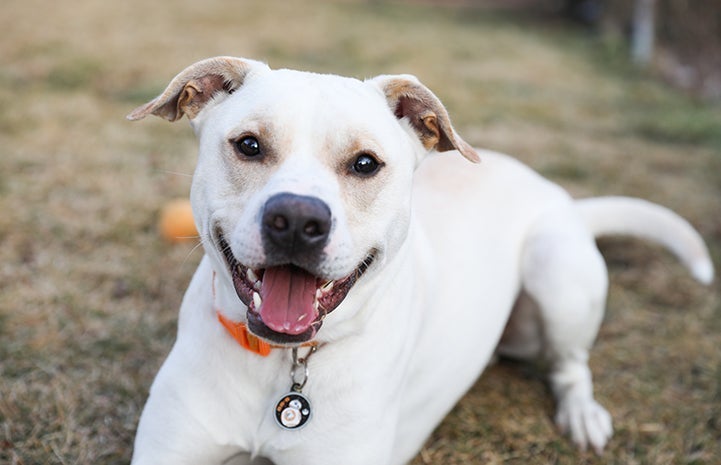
[213,271,317,357]
[217,311,274,356]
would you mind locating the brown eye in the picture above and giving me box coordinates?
[234,136,261,157]
[352,153,381,176]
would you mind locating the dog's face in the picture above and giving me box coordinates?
[129,57,478,345]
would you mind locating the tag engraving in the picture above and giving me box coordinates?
[275,392,312,430]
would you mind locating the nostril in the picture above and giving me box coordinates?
[270,214,289,232]
[303,221,322,237]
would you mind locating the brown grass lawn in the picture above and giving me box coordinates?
[1,1,720,464]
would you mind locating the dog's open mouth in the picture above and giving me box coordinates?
[216,233,375,345]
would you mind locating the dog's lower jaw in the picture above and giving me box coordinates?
[246,310,321,345]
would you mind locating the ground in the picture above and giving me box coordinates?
[1,1,719,464]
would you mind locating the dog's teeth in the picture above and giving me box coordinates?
[247,268,259,282]
[321,280,334,292]
[253,291,262,309]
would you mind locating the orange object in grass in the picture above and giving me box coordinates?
[159,199,198,243]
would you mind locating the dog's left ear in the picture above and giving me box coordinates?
[371,75,480,163]
[127,56,270,122]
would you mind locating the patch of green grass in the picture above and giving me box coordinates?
[111,84,166,104]
[630,94,721,150]
[46,57,103,91]
[539,160,592,181]
[566,32,721,152]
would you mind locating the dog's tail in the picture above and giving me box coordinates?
[575,196,714,284]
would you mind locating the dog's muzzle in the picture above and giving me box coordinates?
[216,193,375,346]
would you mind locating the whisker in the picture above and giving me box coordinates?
[160,169,194,178]
[356,250,376,278]
[181,237,205,266]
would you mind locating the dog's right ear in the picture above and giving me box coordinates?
[127,56,270,122]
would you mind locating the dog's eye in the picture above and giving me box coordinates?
[234,136,261,158]
[352,153,382,176]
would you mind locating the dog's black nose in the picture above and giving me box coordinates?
[261,193,332,263]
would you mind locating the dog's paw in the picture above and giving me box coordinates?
[554,397,613,454]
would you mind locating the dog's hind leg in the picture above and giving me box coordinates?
[519,207,613,454]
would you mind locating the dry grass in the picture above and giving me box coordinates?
[1,1,719,464]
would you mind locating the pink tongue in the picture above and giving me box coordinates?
[259,266,318,335]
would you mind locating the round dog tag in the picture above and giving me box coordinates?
[274,392,312,430]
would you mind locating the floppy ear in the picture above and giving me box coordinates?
[127,56,270,122]
[371,74,480,163]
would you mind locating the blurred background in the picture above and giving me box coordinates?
[1,1,719,464]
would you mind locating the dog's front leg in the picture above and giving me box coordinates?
[130,348,248,465]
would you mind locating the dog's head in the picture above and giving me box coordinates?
[129,57,478,346]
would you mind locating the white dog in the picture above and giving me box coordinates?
[127,57,713,465]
